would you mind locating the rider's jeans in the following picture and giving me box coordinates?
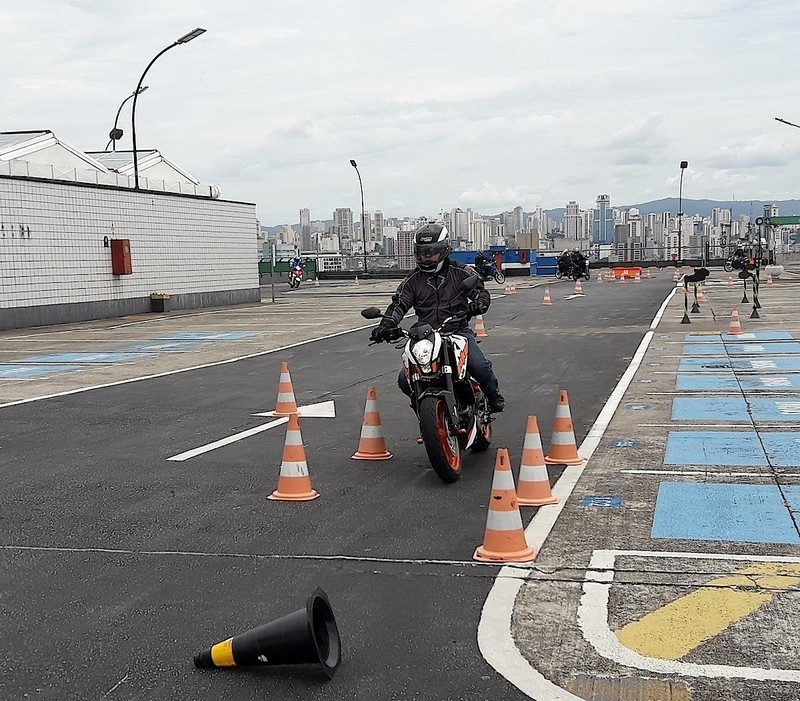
[397,328,500,398]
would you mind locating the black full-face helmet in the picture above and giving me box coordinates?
[413,223,451,273]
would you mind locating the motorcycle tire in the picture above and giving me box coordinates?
[583,270,591,281]
[493,271,506,285]
[555,270,564,280]
[724,261,733,272]
[419,396,462,483]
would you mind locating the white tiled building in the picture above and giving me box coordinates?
[0,130,259,330]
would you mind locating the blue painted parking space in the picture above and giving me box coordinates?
[676,374,800,391]
[672,396,800,422]
[685,332,794,342]
[128,341,208,352]
[0,364,84,379]
[679,356,800,372]
[683,342,800,356]
[652,482,800,544]
[664,431,800,467]
[17,352,154,364]
[160,332,259,340]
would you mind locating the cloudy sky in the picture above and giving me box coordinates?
[3,0,800,225]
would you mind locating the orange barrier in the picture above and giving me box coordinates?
[268,413,319,501]
[352,386,393,460]
[728,307,743,335]
[474,315,489,338]
[272,361,298,416]
[544,389,583,466]
[542,287,552,306]
[473,448,535,563]
[517,416,558,507]
[613,266,642,280]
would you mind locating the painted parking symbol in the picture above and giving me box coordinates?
[679,357,800,372]
[578,550,800,681]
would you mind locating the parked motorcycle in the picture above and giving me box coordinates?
[362,279,493,483]
[468,262,506,285]
[288,267,304,288]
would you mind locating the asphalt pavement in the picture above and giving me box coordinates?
[2,266,799,700]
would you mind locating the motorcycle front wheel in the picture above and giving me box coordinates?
[493,270,506,285]
[724,261,733,272]
[419,396,462,482]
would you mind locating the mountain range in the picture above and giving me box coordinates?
[261,198,800,234]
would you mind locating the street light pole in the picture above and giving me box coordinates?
[349,159,368,275]
[131,27,206,189]
[106,86,148,151]
[677,160,688,263]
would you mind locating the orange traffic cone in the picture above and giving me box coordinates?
[473,448,536,563]
[697,282,706,302]
[272,361,298,416]
[672,270,680,282]
[268,413,319,501]
[728,307,743,335]
[542,287,552,306]
[596,272,603,283]
[544,389,583,466]
[645,268,651,278]
[314,277,320,287]
[767,273,774,287]
[574,279,583,294]
[352,386,392,460]
[354,276,360,285]
[517,416,558,507]
[727,275,734,290]
[504,284,513,295]
[634,272,641,282]
[509,284,517,294]
[474,315,489,338]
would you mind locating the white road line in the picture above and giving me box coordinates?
[477,287,677,700]
[166,417,290,461]
[578,549,800,681]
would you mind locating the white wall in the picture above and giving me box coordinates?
[0,175,259,327]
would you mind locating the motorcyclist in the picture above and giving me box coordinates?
[290,255,304,272]
[369,223,505,413]
[570,248,588,276]
[557,250,571,276]
[474,250,493,279]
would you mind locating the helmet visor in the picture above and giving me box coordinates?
[414,240,449,266]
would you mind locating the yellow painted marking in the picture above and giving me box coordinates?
[615,563,800,660]
[210,637,236,666]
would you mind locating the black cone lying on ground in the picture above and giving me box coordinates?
[193,587,341,679]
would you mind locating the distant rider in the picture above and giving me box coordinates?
[557,250,571,276]
[290,256,304,274]
[474,250,493,279]
[570,248,588,277]
[369,223,505,413]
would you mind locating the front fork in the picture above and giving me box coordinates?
[411,375,461,436]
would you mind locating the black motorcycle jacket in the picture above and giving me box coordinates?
[381,260,490,330]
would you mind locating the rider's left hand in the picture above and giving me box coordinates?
[467,300,486,317]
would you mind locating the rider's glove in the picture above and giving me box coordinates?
[370,320,396,343]
[466,300,486,317]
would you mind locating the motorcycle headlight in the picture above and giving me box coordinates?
[410,339,435,369]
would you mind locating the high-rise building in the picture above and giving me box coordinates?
[593,194,614,245]
[299,208,311,252]
[564,201,582,239]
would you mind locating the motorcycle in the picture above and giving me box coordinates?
[362,278,493,483]
[723,254,753,273]
[468,261,506,285]
[555,256,590,282]
[288,266,304,288]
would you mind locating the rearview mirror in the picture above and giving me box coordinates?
[461,275,479,292]
[361,307,383,319]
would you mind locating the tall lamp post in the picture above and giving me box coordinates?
[106,86,148,151]
[677,160,688,263]
[131,27,206,189]
[349,159,368,274]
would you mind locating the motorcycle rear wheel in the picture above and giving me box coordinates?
[493,270,506,285]
[419,396,462,483]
